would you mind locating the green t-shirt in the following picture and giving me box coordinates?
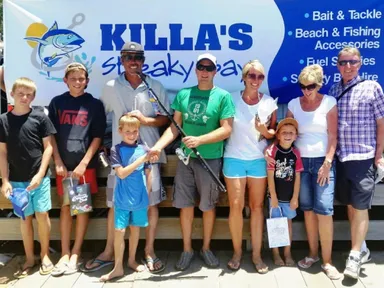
[171,86,235,159]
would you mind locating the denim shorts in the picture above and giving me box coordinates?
[268,199,297,220]
[299,157,335,216]
[11,177,51,218]
[114,207,148,229]
[223,157,267,178]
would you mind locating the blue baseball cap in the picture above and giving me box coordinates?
[10,188,30,220]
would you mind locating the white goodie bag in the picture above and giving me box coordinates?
[266,207,290,248]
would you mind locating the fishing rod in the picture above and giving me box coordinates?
[137,72,226,193]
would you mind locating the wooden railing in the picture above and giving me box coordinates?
[1,155,383,243]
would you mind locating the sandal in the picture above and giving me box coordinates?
[39,262,54,275]
[254,262,269,274]
[141,257,165,274]
[227,258,241,271]
[298,256,320,269]
[80,258,114,273]
[175,251,194,271]
[13,264,37,279]
[322,264,342,280]
[51,262,68,277]
[200,249,219,269]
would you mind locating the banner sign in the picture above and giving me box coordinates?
[4,0,384,105]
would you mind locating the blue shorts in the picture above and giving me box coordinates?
[299,157,335,216]
[114,207,148,229]
[11,177,51,218]
[223,158,267,178]
[268,199,297,220]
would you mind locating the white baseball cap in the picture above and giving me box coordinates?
[196,53,217,68]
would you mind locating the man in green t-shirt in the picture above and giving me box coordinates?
[150,53,235,271]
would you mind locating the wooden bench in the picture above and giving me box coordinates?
[1,155,384,243]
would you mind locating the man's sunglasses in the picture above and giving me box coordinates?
[338,60,360,66]
[247,73,265,81]
[299,83,318,91]
[196,64,216,72]
[121,54,145,61]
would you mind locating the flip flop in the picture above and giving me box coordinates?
[51,262,69,277]
[64,262,80,275]
[298,256,320,269]
[254,262,269,274]
[39,262,54,275]
[13,264,37,279]
[141,257,165,274]
[80,258,115,273]
[227,258,241,271]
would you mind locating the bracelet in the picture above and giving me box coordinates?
[323,159,332,168]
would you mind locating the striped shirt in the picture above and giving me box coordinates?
[328,76,384,162]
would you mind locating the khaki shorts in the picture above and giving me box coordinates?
[172,158,222,211]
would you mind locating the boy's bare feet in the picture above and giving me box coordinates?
[272,252,285,266]
[284,255,295,266]
[100,267,124,282]
[128,260,145,272]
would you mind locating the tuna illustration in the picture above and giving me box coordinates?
[25,22,84,75]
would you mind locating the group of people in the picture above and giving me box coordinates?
[0,42,383,283]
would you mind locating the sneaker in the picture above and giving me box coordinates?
[360,248,371,264]
[343,254,361,279]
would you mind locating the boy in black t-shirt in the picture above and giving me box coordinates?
[266,118,303,267]
[48,63,106,276]
[0,78,56,278]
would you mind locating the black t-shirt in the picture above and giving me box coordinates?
[48,92,106,171]
[267,144,304,202]
[0,108,56,181]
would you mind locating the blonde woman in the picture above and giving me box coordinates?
[224,60,276,273]
[287,64,340,279]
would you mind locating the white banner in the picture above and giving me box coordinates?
[4,0,283,105]
[4,0,384,105]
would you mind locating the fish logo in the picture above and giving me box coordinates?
[25,22,84,73]
[24,14,94,81]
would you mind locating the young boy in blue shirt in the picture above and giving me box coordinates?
[100,115,151,282]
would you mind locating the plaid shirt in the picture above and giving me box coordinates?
[329,76,384,162]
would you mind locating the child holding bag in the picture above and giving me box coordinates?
[266,118,303,266]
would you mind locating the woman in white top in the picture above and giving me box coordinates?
[224,60,277,273]
[287,64,340,279]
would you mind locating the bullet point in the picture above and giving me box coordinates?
[288,31,293,36]
[299,59,304,64]
[304,13,310,18]
[283,77,288,82]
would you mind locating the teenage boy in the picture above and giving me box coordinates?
[0,77,56,278]
[100,115,151,282]
[48,63,106,276]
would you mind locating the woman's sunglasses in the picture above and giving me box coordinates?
[299,83,318,91]
[196,64,216,72]
[247,73,265,81]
